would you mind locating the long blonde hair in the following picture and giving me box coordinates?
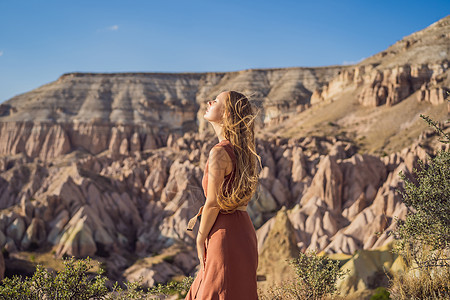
[217,91,260,212]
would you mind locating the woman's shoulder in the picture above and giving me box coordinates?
[209,144,229,159]
[212,140,234,154]
[209,141,233,165]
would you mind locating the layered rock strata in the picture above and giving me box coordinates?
[0,67,343,160]
[311,16,450,110]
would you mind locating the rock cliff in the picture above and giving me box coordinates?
[311,16,450,110]
[0,68,342,160]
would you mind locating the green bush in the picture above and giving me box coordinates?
[148,276,194,298]
[0,257,108,300]
[390,113,450,299]
[395,149,450,266]
[0,257,194,300]
[394,115,450,268]
[263,250,347,300]
[370,287,390,300]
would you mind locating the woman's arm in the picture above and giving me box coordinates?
[196,146,231,270]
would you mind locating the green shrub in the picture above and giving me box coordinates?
[390,113,450,299]
[0,256,194,300]
[370,287,390,300]
[0,257,108,300]
[394,115,450,269]
[148,276,194,298]
[395,148,450,267]
[262,250,347,300]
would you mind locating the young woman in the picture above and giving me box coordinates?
[185,91,260,299]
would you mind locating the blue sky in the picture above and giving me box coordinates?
[0,0,449,102]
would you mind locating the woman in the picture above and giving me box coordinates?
[185,91,260,299]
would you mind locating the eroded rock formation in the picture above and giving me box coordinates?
[0,67,342,160]
[311,16,450,111]
[0,129,446,287]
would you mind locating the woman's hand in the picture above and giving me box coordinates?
[196,236,206,272]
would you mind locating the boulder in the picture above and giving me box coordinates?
[21,218,46,249]
[6,217,26,245]
[257,207,299,291]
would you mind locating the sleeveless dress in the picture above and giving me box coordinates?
[185,139,258,300]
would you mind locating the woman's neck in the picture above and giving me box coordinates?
[211,122,226,142]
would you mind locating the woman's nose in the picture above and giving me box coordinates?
[207,100,213,106]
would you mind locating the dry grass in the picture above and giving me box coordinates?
[389,266,450,299]
[258,285,376,300]
[273,88,360,140]
[356,92,448,155]
[14,250,102,272]
[258,281,330,300]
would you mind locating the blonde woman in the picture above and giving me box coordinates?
[185,91,260,299]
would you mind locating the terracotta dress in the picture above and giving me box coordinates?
[185,139,258,300]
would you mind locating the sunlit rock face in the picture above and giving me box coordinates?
[311,16,450,111]
[0,67,342,160]
[0,73,203,159]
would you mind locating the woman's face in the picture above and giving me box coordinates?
[204,91,227,123]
